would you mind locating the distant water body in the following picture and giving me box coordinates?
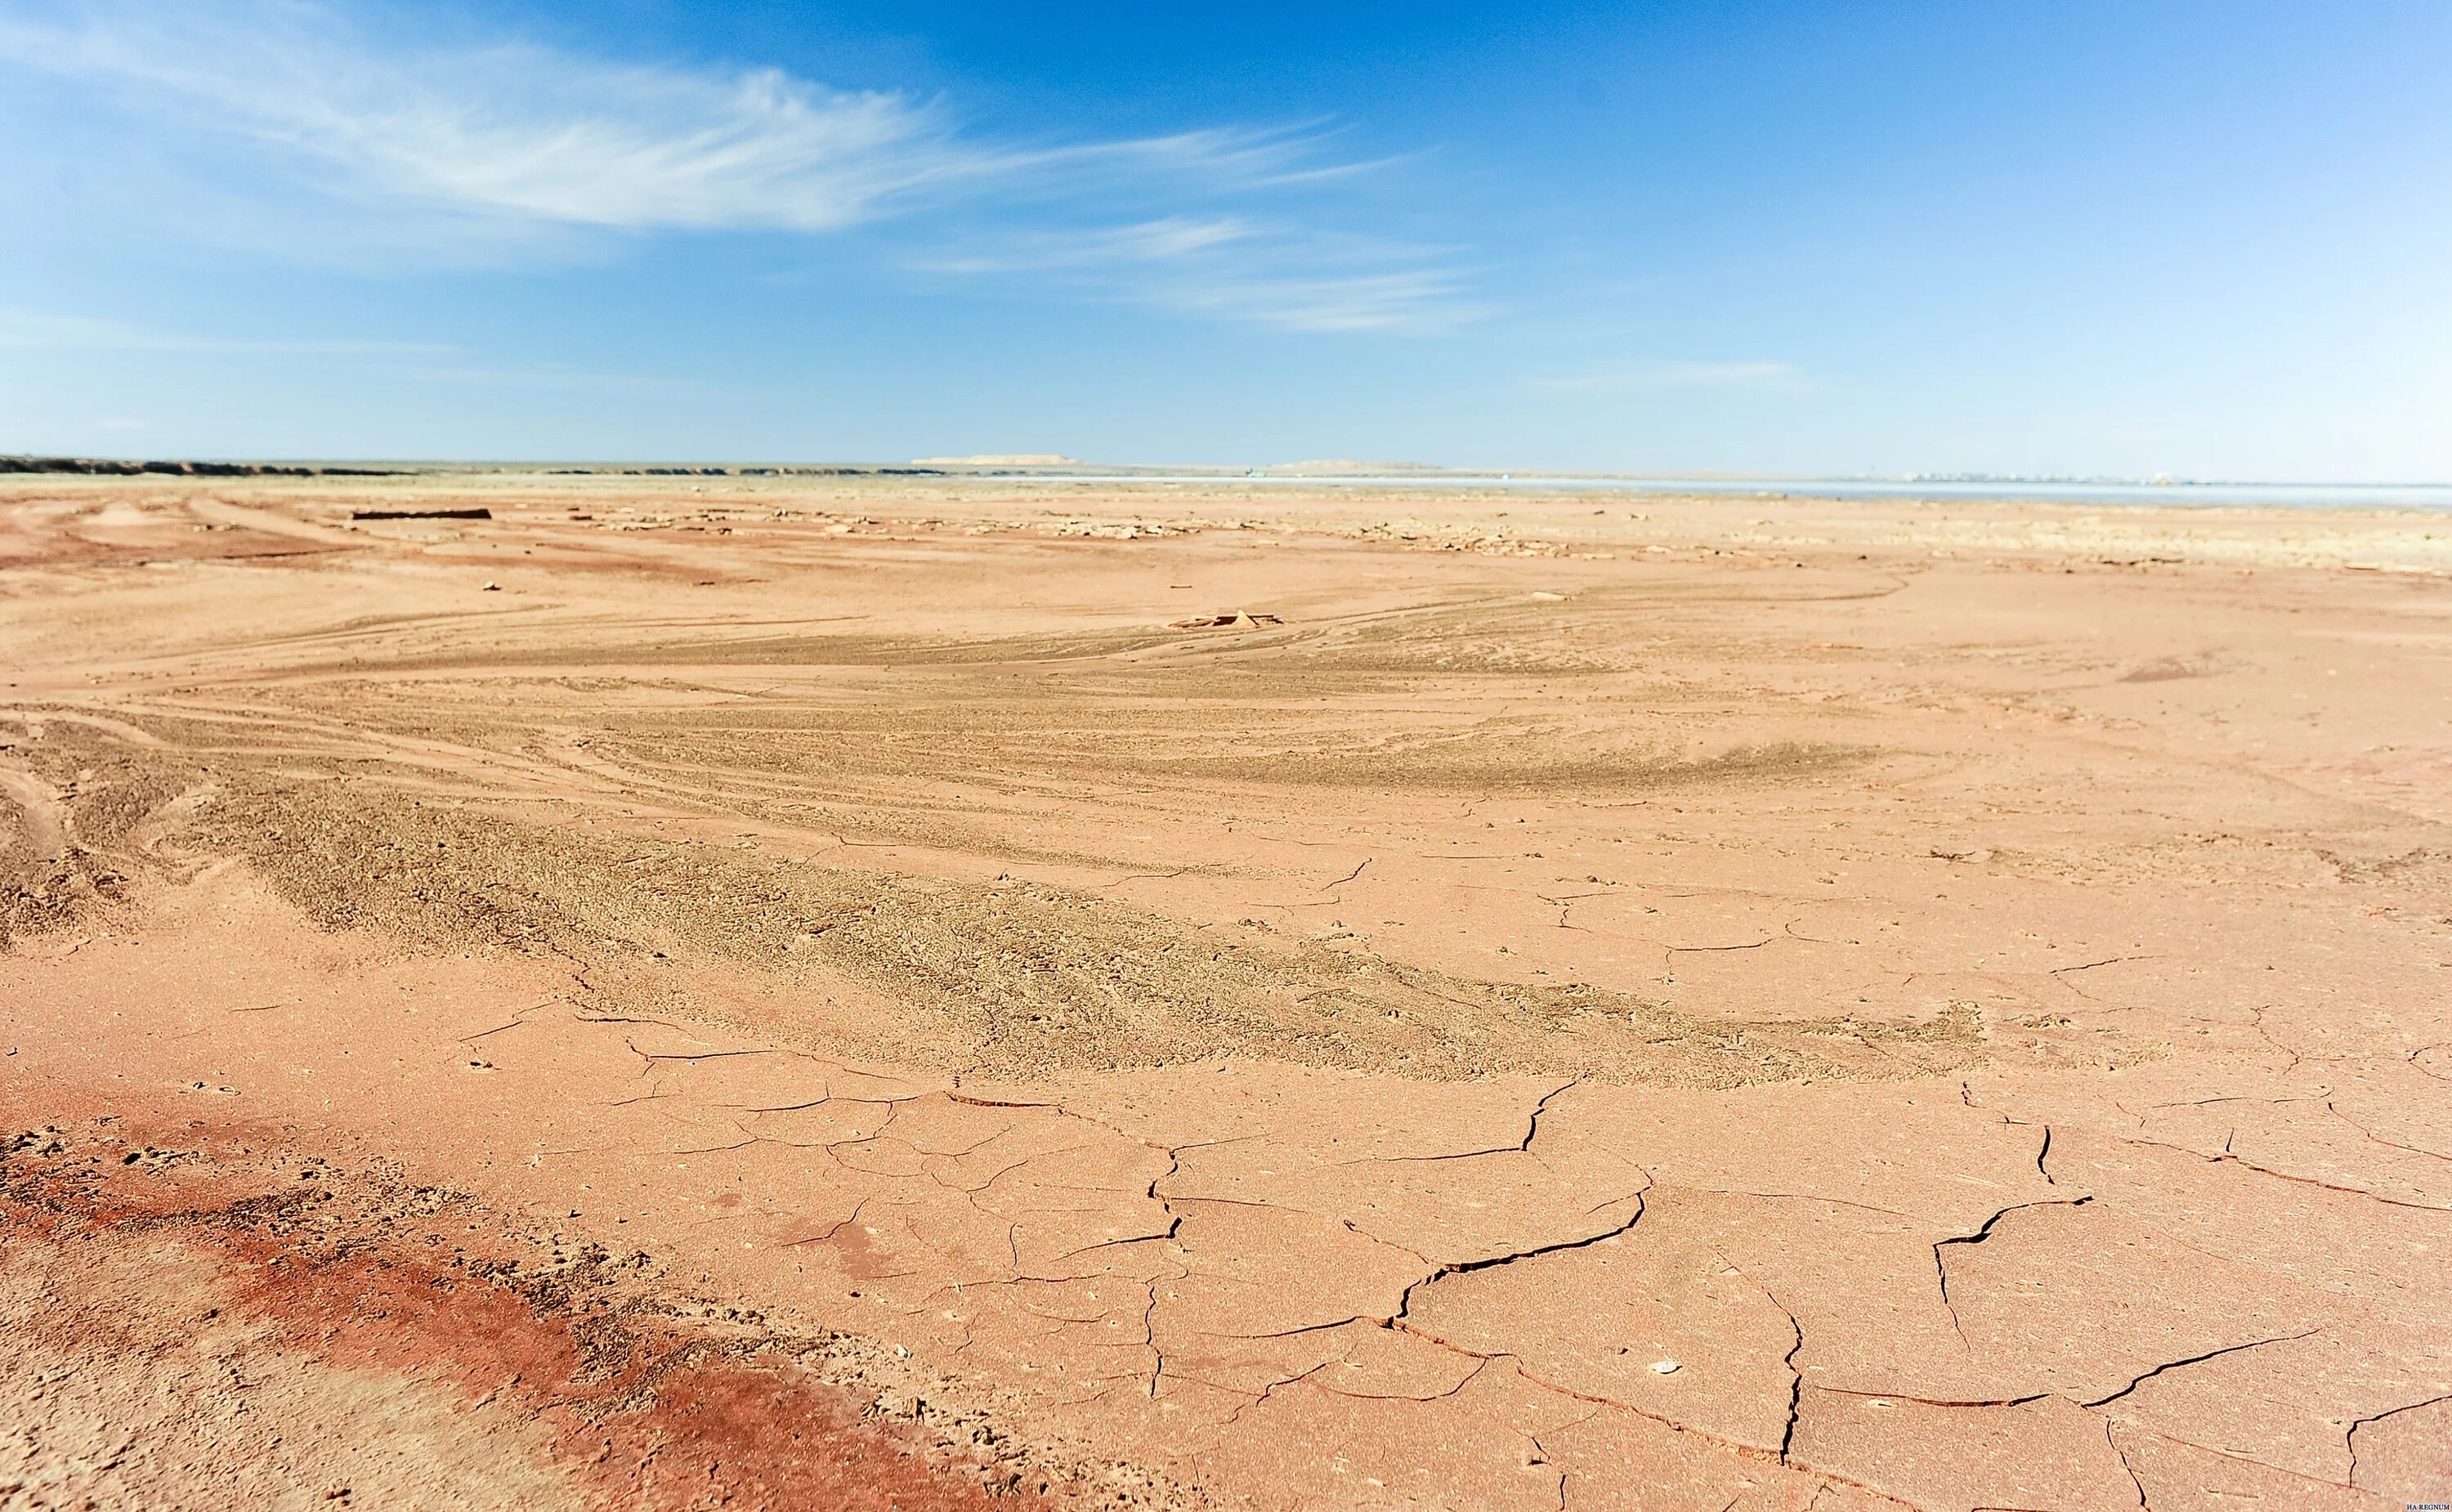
[1028,475,2452,510]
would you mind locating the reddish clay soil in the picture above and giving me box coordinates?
[2,1112,1061,1510]
[3,473,2450,1510]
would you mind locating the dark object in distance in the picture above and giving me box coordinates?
[1171,611,1284,629]
[350,508,493,521]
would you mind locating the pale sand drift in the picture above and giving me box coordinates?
[2,473,2449,1510]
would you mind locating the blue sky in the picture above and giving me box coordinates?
[2,1,2446,476]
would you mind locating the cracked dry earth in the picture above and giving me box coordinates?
[3,476,2450,1511]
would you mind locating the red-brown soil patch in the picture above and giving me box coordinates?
[0,1112,1053,1511]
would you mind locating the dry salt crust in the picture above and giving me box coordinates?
[2,472,2450,1510]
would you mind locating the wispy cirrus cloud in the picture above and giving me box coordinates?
[928,217,1269,271]
[923,217,1478,333]
[5,20,943,232]
[0,0,1470,331]
[1143,264,1479,334]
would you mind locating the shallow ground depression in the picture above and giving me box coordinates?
[4,476,2452,1510]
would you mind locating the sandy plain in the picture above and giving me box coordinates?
[2,471,2449,1510]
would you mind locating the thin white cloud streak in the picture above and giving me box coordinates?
[921,217,1480,333]
[928,217,1266,271]
[1532,361,1800,392]
[1157,267,1479,333]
